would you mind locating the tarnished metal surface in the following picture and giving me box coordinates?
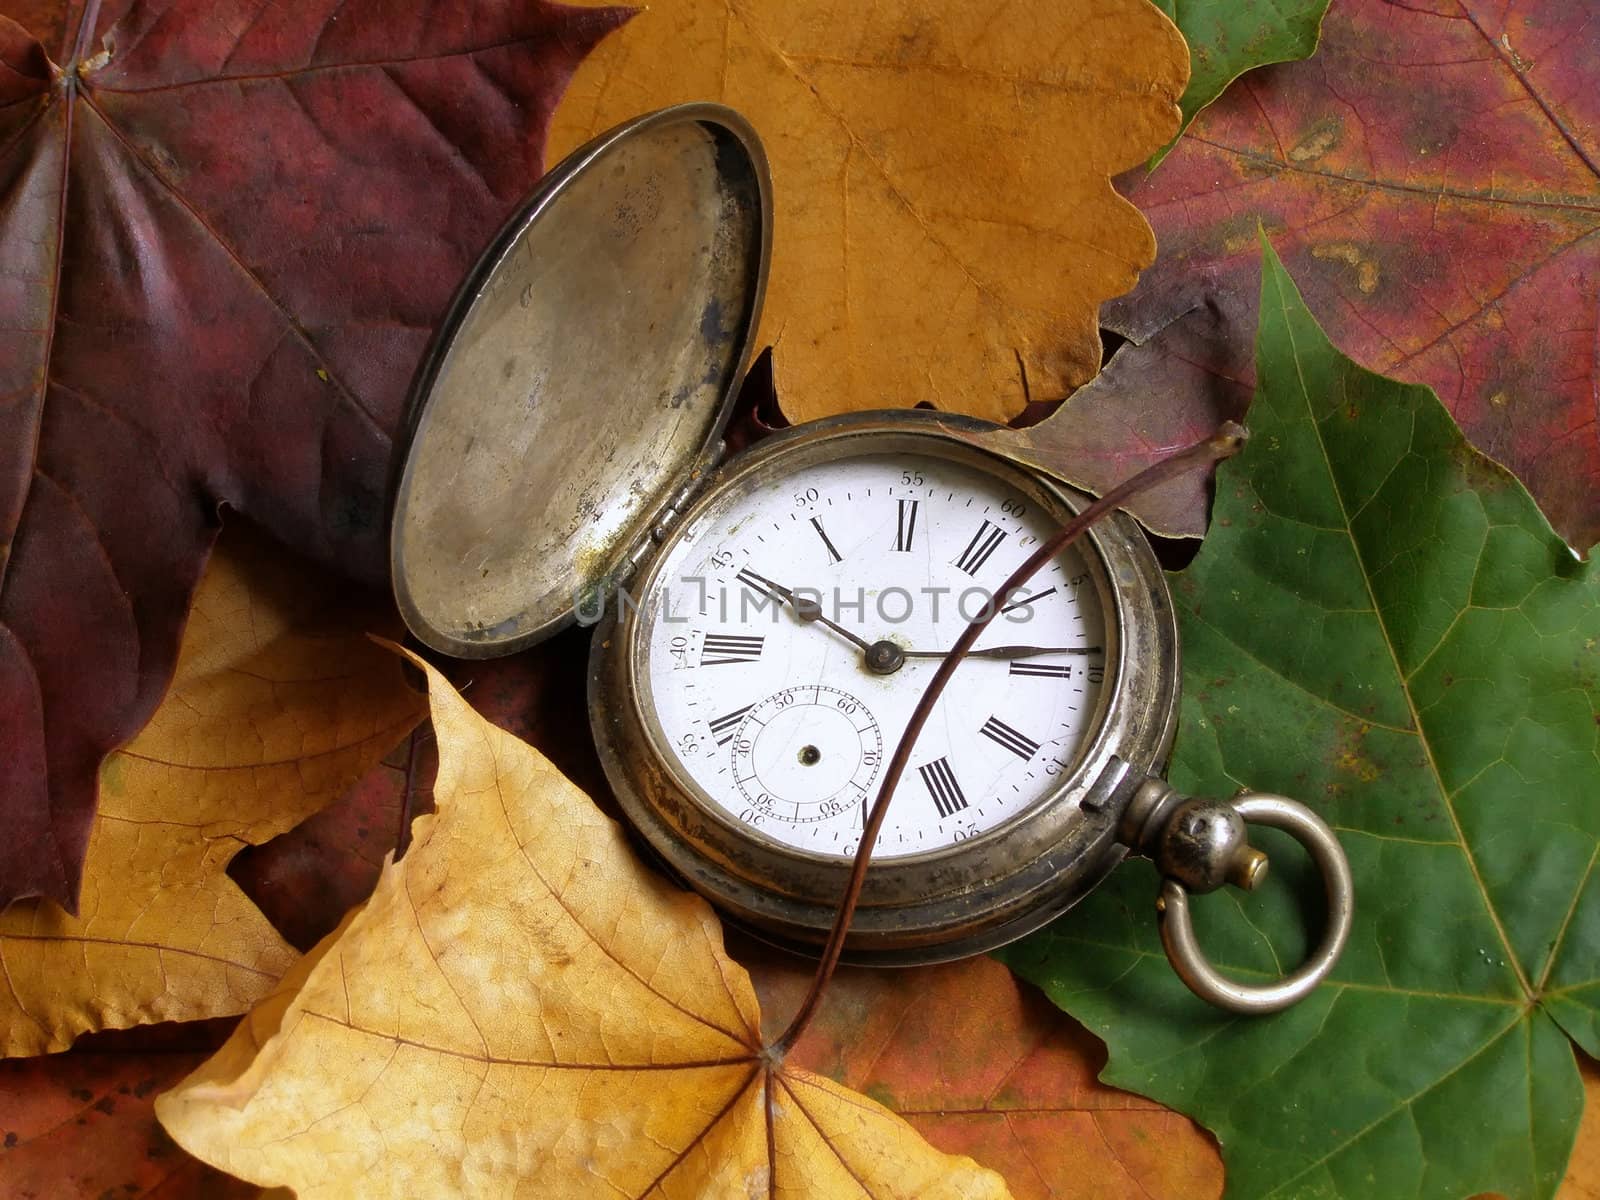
[1125,779,1268,894]
[391,106,770,657]
[386,102,1348,1001]
[1156,792,1354,1013]
[588,410,1182,963]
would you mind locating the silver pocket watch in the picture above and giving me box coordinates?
[389,103,1352,1014]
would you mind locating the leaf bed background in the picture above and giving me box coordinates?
[4,0,1600,1196]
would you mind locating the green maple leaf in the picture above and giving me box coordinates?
[1000,240,1600,1199]
[1154,0,1330,165]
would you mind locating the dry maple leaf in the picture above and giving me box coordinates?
[747,950,1223,1200]
[0,0,629,911]
[1085,0,1600,545]
[550,0,1188,425]
[155,652,1011,1199]
[0,522,424,1057]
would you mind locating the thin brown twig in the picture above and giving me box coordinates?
[769,422,1248,1056]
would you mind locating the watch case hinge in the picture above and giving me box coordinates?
[614,441,727,584]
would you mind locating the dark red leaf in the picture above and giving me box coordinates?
[0,1021,255,1199]
[1099,0,1600,548]
[0,0,631,909]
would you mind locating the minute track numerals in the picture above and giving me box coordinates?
[641,450,1108,858]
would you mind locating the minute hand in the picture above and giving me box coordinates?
[900,644,1103,660]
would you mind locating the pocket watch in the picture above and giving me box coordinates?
[388,103,1352,1013]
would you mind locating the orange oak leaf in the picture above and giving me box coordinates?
[550,0,1189,425]
[0,522,424,1056]
[154,653,1012,1198]
[747,950,1223,1200]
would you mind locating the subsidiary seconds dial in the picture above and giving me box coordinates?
[731,686,883,828]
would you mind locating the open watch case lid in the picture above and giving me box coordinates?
[390,104,771,658]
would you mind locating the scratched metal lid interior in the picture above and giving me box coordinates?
[390,105,771,658]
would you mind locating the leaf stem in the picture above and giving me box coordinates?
[68,0,104,68]
[768,423,1248,1057]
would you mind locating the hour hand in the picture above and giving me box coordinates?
[734,566,792,608]
[735,568,874,655]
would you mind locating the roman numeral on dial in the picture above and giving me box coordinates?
[809,516,843,563]
[1009,660,1073,679]
[955,519,1006,575]
[917,756,968,819]
[893,499,919,552]
[979,715,1041,760]
[709,704,753,745]
[700,633,764,665]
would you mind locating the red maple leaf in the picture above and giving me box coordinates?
[1093,0,1599,548]
[0,0,630,910]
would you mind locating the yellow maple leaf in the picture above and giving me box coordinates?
[550,0,1188,425]
[155,652,1012,1198]
[0,525,425,1056]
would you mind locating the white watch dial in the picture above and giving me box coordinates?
[637,451,1108,859]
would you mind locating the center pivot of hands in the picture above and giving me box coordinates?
[864,640,904,675]
[789,589,904,675]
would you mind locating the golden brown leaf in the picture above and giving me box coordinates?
[155,653,1011,1198]
[0,525,425,1056]
[1554,1054,1600,1199]
[550,0,1188,424]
